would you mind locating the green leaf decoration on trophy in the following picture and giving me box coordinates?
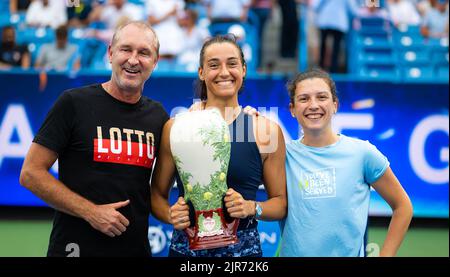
[170,109,239,250]
[171,109,230,211]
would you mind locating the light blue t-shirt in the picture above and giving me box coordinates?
[421,8,449,37]
[36,43,78,71]
[279,134,389,257]
[313,0,360,33]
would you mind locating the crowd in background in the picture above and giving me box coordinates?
[303,0,449,72]
[0,0,448,75]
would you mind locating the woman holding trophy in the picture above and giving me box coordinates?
[150,35,287,257]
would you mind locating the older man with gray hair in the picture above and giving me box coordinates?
[20,21,168,257]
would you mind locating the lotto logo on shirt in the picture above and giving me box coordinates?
[299,168,336,199]
[93,126,155,168]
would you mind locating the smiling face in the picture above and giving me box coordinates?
[198,42,246,101]
[108,23,158,94]
[112,0,125,9]
[289,78,338,136]
[436,1,448,13]
[1,27,15,48]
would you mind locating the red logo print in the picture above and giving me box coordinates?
[93,127,155,168]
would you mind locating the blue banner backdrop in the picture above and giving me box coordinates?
[0,71,448,256]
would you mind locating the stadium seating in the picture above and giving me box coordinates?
[16,27,55,45]
[350,16,449,82]
[403,65,434,81]
[397,49,429,66]
[26,42,41,64]
[0,1,447,82]
[436,64,449,79]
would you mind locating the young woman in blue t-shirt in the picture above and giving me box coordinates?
[279,69,413,257]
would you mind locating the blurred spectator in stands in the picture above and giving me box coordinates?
[177,8,210,71]
[387,0,421,27]
[9,0,31,14]
[0,25,30,70]
[358,2,389,19]
[354,1,390,30]
[313,0,359,73]
[67,0,93,28]
[25,0,67,29]
[250,0,274,69]
[415,0,433,16]
[146,0,185,59]
[299,0,320,68]
[35,25,80,71]
[206,0,251,23]
[278,0,299,58]
[359,3,389,17]
[421,0,449,38]
[84,16,131,45]
[416,0,449,16]
[88,0,143,30]
[228,24,253,64]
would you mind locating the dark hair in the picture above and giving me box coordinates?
[55,25,68,39]
[195,34,247,101]
[2,25,14,33]
[287,68,338,105]
[185,9,198,23]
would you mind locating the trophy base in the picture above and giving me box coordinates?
[185,208,239,251]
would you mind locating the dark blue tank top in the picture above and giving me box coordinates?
[176,111,263,230]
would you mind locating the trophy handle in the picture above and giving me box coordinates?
[187,200,196,228]
[221,196,235,223]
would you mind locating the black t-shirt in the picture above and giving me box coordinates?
[0,44,28,67]
[33,84,169,257]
